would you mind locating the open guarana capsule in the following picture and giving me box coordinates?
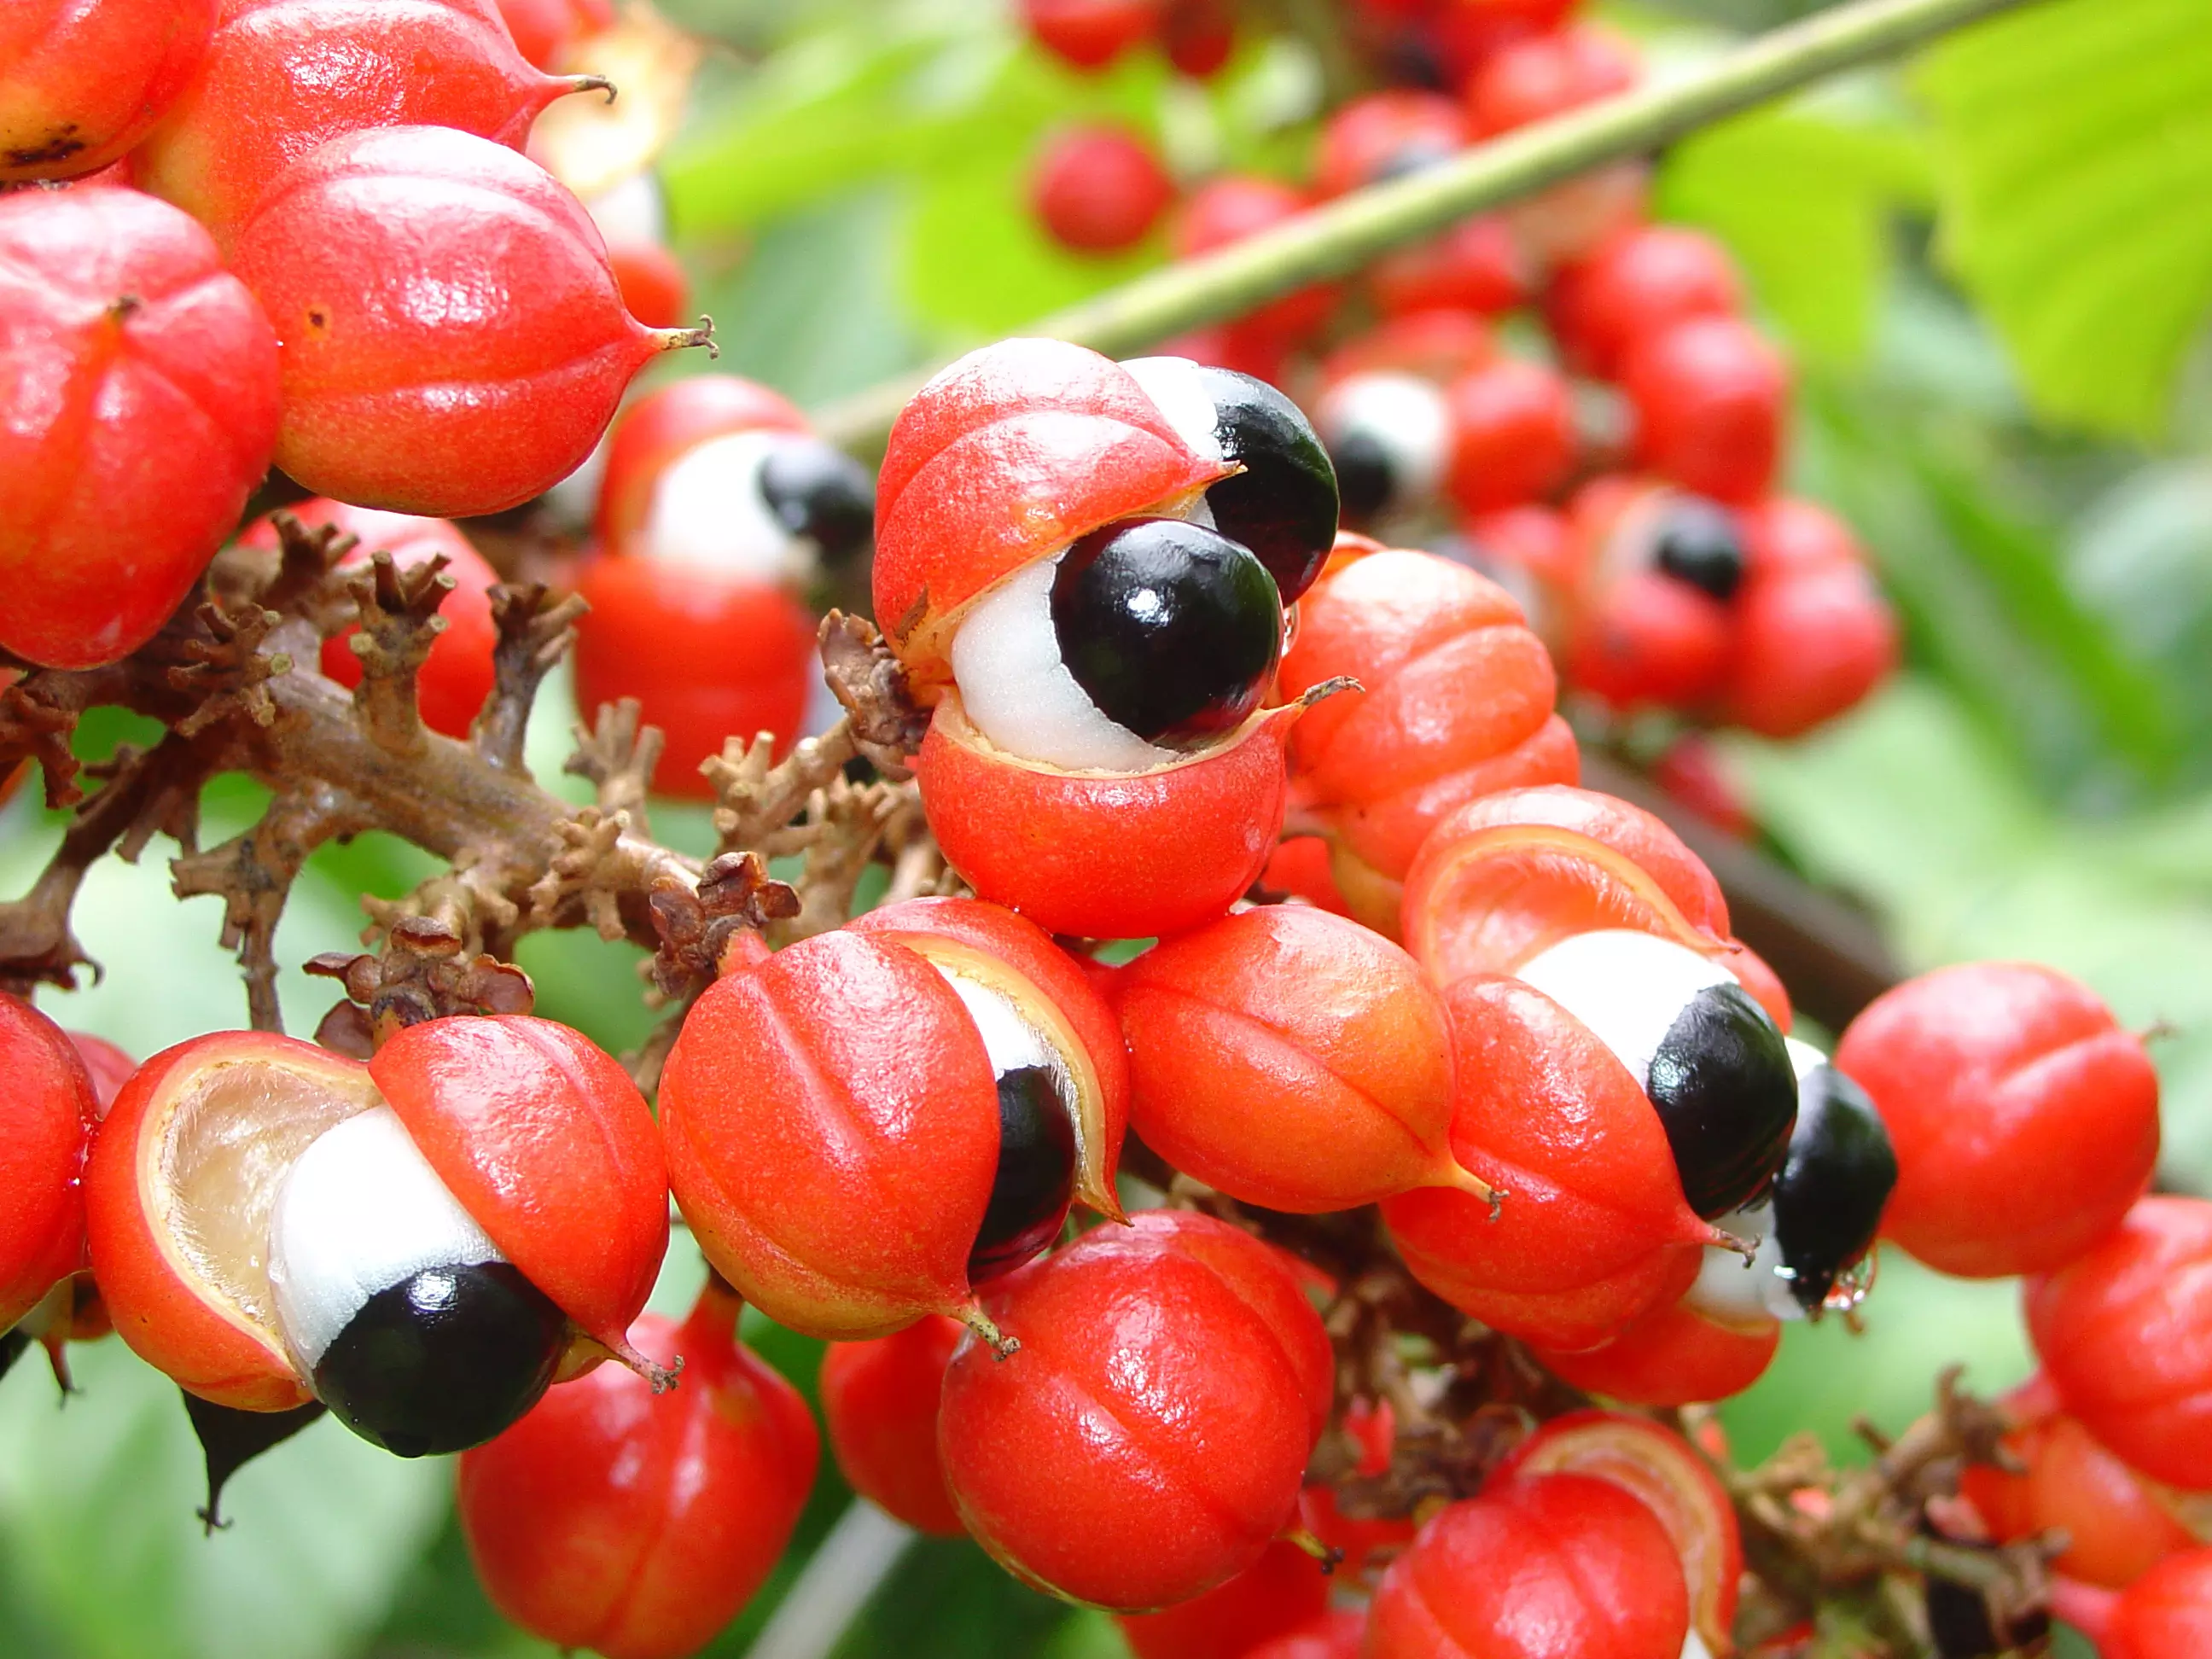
[84,1022,669,1456]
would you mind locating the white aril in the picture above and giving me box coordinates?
[266,1105,504,1372]
[1515,928,1738,1092]
[640,430,813,585]
[948,555,1179,773]
[1121,356,1226,463]
[1315,371,1452,506]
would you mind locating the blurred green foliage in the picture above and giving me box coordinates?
[4,0,2212,1654]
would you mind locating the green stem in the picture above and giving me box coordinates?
[813,0,2038,450]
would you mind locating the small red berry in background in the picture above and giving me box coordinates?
[1370,215,1529,320]
[1719,496,1899,738]
[458,1279,818,1659]
[1549,224,1743,379]
[1161,0,1236,78]
[0,0,216,183]
[1032,124,1177,254]
[1961,1408,2197,1588]
[0,186,278,670]
[1115,1537,1331,1659]
[1441,355,1576,514]
[1239,1611,1367,1659]
[0,993,98,1334]
[818,1315,967,1538]
[243,500,501,741]
[938,1209,1331,1611]
[2027,1196,2212,1493]
[64,1032,137,1116]
[495,0,613,69]
[1534,1295,1779,1407]
[2098,1548,2212,1659]
[1261,837,1353,917]
[1173,177,1339,350]
[1366,1473,1691,1659]
[1313,90,1470,199]
[1464,24,1639,137]
[1622,314,1790,504]
[230,125,711,517]
[1022,0,1161,71]
[1836,962,2157,1278]
[135,0,602,253]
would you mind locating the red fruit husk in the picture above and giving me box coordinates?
[231,125,709,517]
[820,1315,967,1537]
[0,0,217,183]
[0,186,278,670]
[0,994,98,1332]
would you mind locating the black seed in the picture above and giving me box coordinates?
[1651,497,1746,601]
[1647,982,1798,1220]
[1051,517,1282,749]
[1191,366,1339,604]
[1328,429,1397,525]
[181,1390,327,1532]
[0,1328,26,1384]
[970,1064,1077,1282]
[1924,1557,2048,1657]
[759,437,876,565]
[311,1262,567,1458]
[1772,1063,1898,1312]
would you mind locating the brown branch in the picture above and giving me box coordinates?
[0,674,85,808]
[565,696,661,832]
[346,550,451,756]
[771,776,909,945]
[477,581,588,777]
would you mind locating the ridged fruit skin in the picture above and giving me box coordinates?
[1381,973,1721,1352]
[0,0,217,183]
[870,337,1228,688]
[0,994,98,1331]
[370,1015,669,1359]
[1720,497,1898,738]
[1366,1474,1690,1659]
[1553,476,1738,714]
[243,499,500,739]
[594,376,808,552]
[1110,905,1467,1212]
[1115,1538,1332,1659]
[1837,962,2157,1278]
[457,1285,818,1659]
[819,1315,967,1537]
[916,693,1302,942]
[136,0,590,251]
[0,187,278,669]
[86,1033,377,1411]
[2028,1197,2212,1493]
[1534,1295,1778,1408]
[87,1020,666,1411]
[2103,1549,2212,1659]
[230,125,690,516]
[577,376,820,799]
[846,895,1129,1221]
[1400,783,1732,992]
[1493,1411,1742,1657]
[938,1210,1332,1611]
[659,928,1001,1341]
[1278,547,1579,887]
[1962,1410,2197,1589]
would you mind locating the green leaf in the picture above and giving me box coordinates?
[1657,95,1929,363]
[1917,0,2212,436]
[0,1342,445,1659]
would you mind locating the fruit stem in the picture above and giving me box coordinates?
[655,316,719,360]
[960,1304,1020,1360]
[1278,1525,1343,1575]
[569,73,617,104]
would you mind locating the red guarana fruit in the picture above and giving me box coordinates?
[1464,24,1639,137]
[1961,1409,2197,1589]
[495,0,613,68]
[1836,962,2157,1278]
[939,1210,1332,1610]
[458,1281,818,1659]
[1441,356,1576,515]
[1022,0,1161,70]
[1173,177,1339,350]
[1621,315,1789,506]
[1032,124,1177,254]
[818,1315,967,1537]
[1239,1611,1367,1659]
[135,0,602,253]
[0,994,98,1333]
[0,0,217,183]
[1720,497,1898,738]
[1160,0,1236,79]
[0,186,278,670]
[1548,224,1743,380]
[230,125,711,516]
[1366,1474,1691,1659]
[2101,1548,2212,1659]
[1115,1539,1332,1659]
[1312,90,1470,200]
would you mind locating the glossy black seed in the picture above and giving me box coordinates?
[1192,366,1340,604]
[1647,982,1798,1220]
[1051,517,1283,749]
[1772,1062,1898,1312]
[311,1262,567,1458]
[1329,429,1397,524]
[970,1064,1077,1282]
[1925,1559,2047,1657]
[1651,497,1746,601]
[181,1390,326,1532]
[759,438,876,564]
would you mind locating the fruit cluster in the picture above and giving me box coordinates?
[1016,0,1899,801]
[1,0,707,672]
